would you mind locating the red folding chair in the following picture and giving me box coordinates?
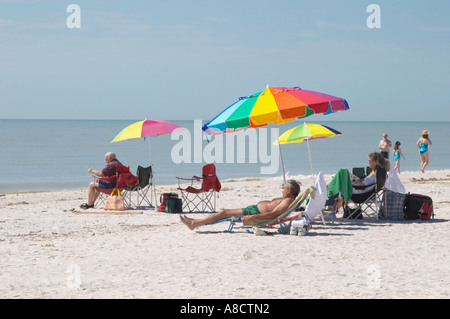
[94,165,137,208]
[177,164,221,212]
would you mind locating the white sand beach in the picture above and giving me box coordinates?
[0,170,449,299]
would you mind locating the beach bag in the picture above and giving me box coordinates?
[158,193,178,212]
[382,190,406,220]
[403,193,434,220]
[104,188,126,211]
[164,194,182,214]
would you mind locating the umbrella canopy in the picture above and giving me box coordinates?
[275,123,342,183]
[203,86,349,135]
[275,123,342,144]
[111,120,184,143]
[201,86,349,183]
[110,119,185,210]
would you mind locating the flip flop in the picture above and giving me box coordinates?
[80,203,94,209]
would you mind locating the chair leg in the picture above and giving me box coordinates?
[178,190,217,212]
[227,220,235,232]
[320,211,326,225]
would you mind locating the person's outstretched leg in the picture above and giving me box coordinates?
[180,208,243,230]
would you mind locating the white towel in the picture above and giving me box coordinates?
[385,165,406,194]
[305,172,327,221]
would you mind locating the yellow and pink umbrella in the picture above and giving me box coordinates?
[111,119,185,162]
[111,120,184,143]
[111,119,186,208]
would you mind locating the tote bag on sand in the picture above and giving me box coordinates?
[104,188,126,211]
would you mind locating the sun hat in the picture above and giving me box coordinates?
[422,130,429,135]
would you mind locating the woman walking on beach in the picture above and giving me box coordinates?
[392,141,406,174]
[416,130,432,173]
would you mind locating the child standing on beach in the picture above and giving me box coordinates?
[392,141,406,174]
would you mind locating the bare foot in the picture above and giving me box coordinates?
[180,215,196,231]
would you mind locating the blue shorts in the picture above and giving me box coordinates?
[242,205,261,216]
[98,181,115,189]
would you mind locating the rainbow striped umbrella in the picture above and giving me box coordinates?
[202,86,349,182]
[202,86,349,135]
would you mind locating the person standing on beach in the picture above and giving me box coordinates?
[417,130,432,173]
[392,141,406,174]
[180,180,300,230]
[378,133,392,159]
[80,152,122,209]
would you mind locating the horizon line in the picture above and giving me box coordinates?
[1,118,449,123]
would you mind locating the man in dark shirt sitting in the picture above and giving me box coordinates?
[80,152,122,209]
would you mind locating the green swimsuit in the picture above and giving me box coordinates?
[242,205,261,215]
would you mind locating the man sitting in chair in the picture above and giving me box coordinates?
[180,180,300,230]
[80,152,122,209]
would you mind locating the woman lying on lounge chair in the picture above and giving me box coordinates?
[180,180,301,231]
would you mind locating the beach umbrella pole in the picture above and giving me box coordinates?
[275,123,287,184]
[147,138,157,211]
[306,139,315,184]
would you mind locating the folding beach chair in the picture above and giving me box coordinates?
[177,164,221,212]
[287,172,330,233]
[327,168,353,204]
[344,165,387,220]
[222,186,316,233]
[352,167,366,179]
[94,165,134,208]
[123,165,155,208]
[94,175,118,208]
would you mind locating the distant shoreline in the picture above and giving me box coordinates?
[2,169,449,195]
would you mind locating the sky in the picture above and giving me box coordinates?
[0,0,449,121]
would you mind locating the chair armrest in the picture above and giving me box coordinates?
[97,175,117,182]
[176,177,194,181]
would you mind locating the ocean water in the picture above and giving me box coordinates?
[0,119,449,193]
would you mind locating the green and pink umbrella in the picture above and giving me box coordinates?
[274,123,342,183]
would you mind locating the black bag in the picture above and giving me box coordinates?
[164,194,183,214]
[158,192,178,212]
[403,193,434,220]
[343,206,363,219]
